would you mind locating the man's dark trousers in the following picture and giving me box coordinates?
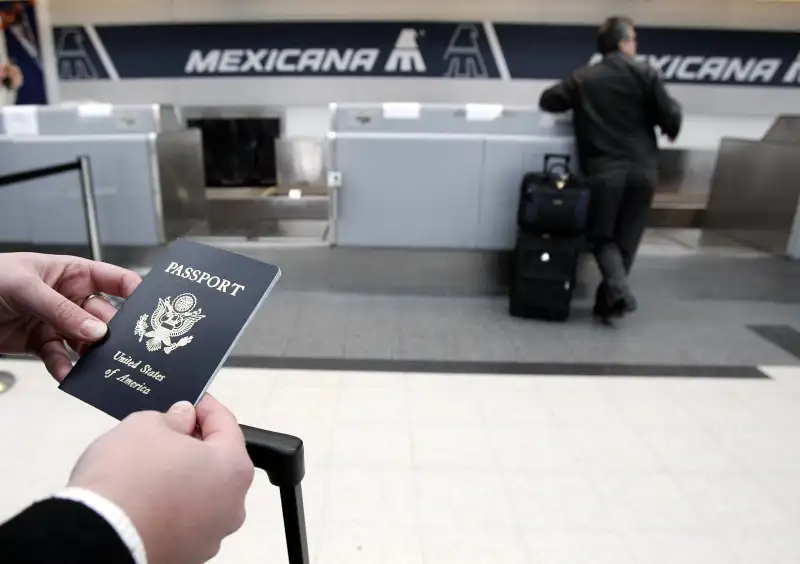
[590,168,657,311]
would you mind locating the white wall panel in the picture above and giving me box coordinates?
[50,0,800,30]
[59,77,800,118]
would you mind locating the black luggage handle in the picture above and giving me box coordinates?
[241,424,310,564]
[543,153,571,175]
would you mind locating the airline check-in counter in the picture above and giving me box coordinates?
[327,103,800,259]
[327,103,577,250]
[704,116,800,259]
[0,104,207,248]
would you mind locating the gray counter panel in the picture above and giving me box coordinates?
[0,183,29,242]
[705,138,800,256]
[332,104,573,137]
[0,104,182,135]
[0,136,163,246]
[478,137,577,250]
[334,135,485,248]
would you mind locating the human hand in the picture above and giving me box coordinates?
[68,394,255,564]
[1,63,23,90]
[0,252,141,381]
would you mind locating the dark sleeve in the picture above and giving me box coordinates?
[650,69,682,138]
[539,74,577,113]
[0,498,135,564]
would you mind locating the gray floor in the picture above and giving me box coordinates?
[233,290,800,367]
[220,229,800,369]
[9,229,798,369]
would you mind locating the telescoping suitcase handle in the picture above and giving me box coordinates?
[543,153,571,176]
[241,424,310,564]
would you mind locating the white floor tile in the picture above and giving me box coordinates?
[525,532,634,564]
[487,423,583,471]
[263,386,339,425]
[599,381,699,428]
[407,387,484,423]
[506,471,610,533]
[335,387,407,423]
[622,532,740,564]
[473,377,554,426]
[411,423,493,469]
[2,360,799,564]
[588,471,708,533]
[414,470,516,531]
[330,422,412,467]
[315,524,423,564]
[322,466,416,528]
[709,427,800,472]
[669,471,796,532]
[571,425,662,472]
[541,383,630,429]
[272,369,342,389]
[636,426,742,472]
[725,532,800,564]
[421,529,528,564]
[757,471,800,522]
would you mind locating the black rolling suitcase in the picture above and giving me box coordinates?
[241,425,310,563]
[509,233,582,321]
[510,154,589,321]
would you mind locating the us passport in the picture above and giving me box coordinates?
[59,239,281,420]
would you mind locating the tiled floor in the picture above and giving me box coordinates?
[1,359,799,563]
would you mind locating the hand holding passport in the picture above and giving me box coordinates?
[0,242,280,563]
[60,239,281,420]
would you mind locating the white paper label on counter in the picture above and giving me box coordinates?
[3,106,39,136]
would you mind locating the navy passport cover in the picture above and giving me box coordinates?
[59,239,281,420]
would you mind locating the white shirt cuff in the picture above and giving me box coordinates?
[53,487,148,564]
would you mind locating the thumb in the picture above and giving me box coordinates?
[163,401,197,435]
[19,281,108,342]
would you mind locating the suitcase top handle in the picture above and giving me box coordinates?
[241,424,306,488]
[544,153,570,174]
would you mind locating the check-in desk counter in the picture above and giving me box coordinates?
[0,103,183,136]
[0,103,207,247]
[329,104,577,250]
[0,131,206,246]
[705,115,800,258]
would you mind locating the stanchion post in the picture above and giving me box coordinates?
[77,155,103,263]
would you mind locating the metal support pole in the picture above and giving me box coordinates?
[77,155,103,263]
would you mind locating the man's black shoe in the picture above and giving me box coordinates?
[593,294,637,325]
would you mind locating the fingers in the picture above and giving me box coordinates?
[82,294,119,324]
[65,289,118,357]
[18,280,108,343]
[38,339,74,382]
[195,394,245,449]
[163,401,197,435]
[86,261,142,299]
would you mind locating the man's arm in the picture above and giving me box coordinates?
[539,75,577,113]
[651,71,682,140]
[0,497,138,564]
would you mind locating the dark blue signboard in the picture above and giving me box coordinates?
[53,20,800,87]
[496,23,800,87]
[54,21,500,80]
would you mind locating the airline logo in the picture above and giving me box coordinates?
[443,24,488,78]
[589,51,800,84]
[184,28,427,75]
[384,28,426,73]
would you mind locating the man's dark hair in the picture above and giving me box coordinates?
[596,16,634,55]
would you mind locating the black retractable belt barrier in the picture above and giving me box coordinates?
[241,425,309,564]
